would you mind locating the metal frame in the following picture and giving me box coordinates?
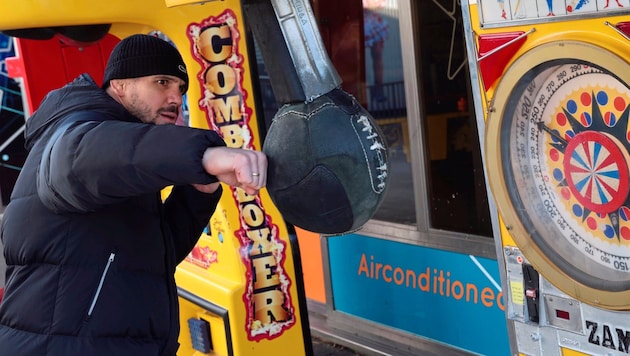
[460,1,518,353]
[356,0,498,260]
[311,1,504,355]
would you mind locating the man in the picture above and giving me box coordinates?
[0,34,266,355]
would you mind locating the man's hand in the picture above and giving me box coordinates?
[202,147,267,195]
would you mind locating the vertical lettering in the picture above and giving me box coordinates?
[205,64,237,95]
[358,254,369,276]
[393,267,404,285]
[466,283,479,303]
[496,290,505,311]
[451,281,464,299]
[433,269,438,293]
[587,320,600,345]
[418,267,430,292]
[445,271,451,297]
[406,270,416,288]
[210,96,242,124]
[254,289,289,323]
[242,203,265,228]
[188,11,294,341]
[480,287,494,307]
[198,24,232,62]
[437,270,445,296]
[246,228,272,256]
[370,255,375,278]
[219,124,244,147]
[375,263,383,280]
[252,254,279,289]
[616,327,630,353]
[602,324,616,349]
[382,265,392,282]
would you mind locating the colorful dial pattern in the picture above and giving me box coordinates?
[563,131,629,215]
[506,63,630,287]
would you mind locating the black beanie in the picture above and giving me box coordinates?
[102,34,189,93]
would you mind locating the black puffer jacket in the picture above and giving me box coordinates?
[0,74,224,355]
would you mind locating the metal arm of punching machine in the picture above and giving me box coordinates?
[243,0,342,104]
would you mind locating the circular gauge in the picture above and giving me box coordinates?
[486,41,630,309]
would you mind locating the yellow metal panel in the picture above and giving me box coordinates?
[164,0,221,7]
[0,0,308,354]
[470,0,630,309]
[560,347,591,356]
[468,1,630,354]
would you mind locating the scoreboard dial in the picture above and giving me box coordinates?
[486,41,630,310]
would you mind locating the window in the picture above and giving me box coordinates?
[253,0,492,237]
[417,0,492,236]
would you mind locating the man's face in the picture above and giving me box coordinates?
[116,75,187,125]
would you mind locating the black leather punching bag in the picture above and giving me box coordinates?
[244,0,389,235]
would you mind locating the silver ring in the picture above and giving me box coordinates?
[252,172,260,177]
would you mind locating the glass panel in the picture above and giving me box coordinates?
[363,0,416,225]
[417,1,492,236]
[255,0,416,226]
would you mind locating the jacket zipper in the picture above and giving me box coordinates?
[87,252,116,317]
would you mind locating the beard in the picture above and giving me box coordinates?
[127,93,179,125]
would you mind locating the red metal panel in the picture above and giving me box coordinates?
[7,34,119,113]
[477,32,526,92]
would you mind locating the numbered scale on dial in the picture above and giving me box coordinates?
[486,41,630,309]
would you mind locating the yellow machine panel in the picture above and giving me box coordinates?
[463,0,630,354]
[0,0,311,355]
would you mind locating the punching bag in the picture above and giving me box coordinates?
[244,0,389,235]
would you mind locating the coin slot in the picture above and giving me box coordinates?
[522,263,540,323]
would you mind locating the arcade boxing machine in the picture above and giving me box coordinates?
[463,0,630,354]
[0,0,387,354]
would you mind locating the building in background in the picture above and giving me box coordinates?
[0,34,25,208]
